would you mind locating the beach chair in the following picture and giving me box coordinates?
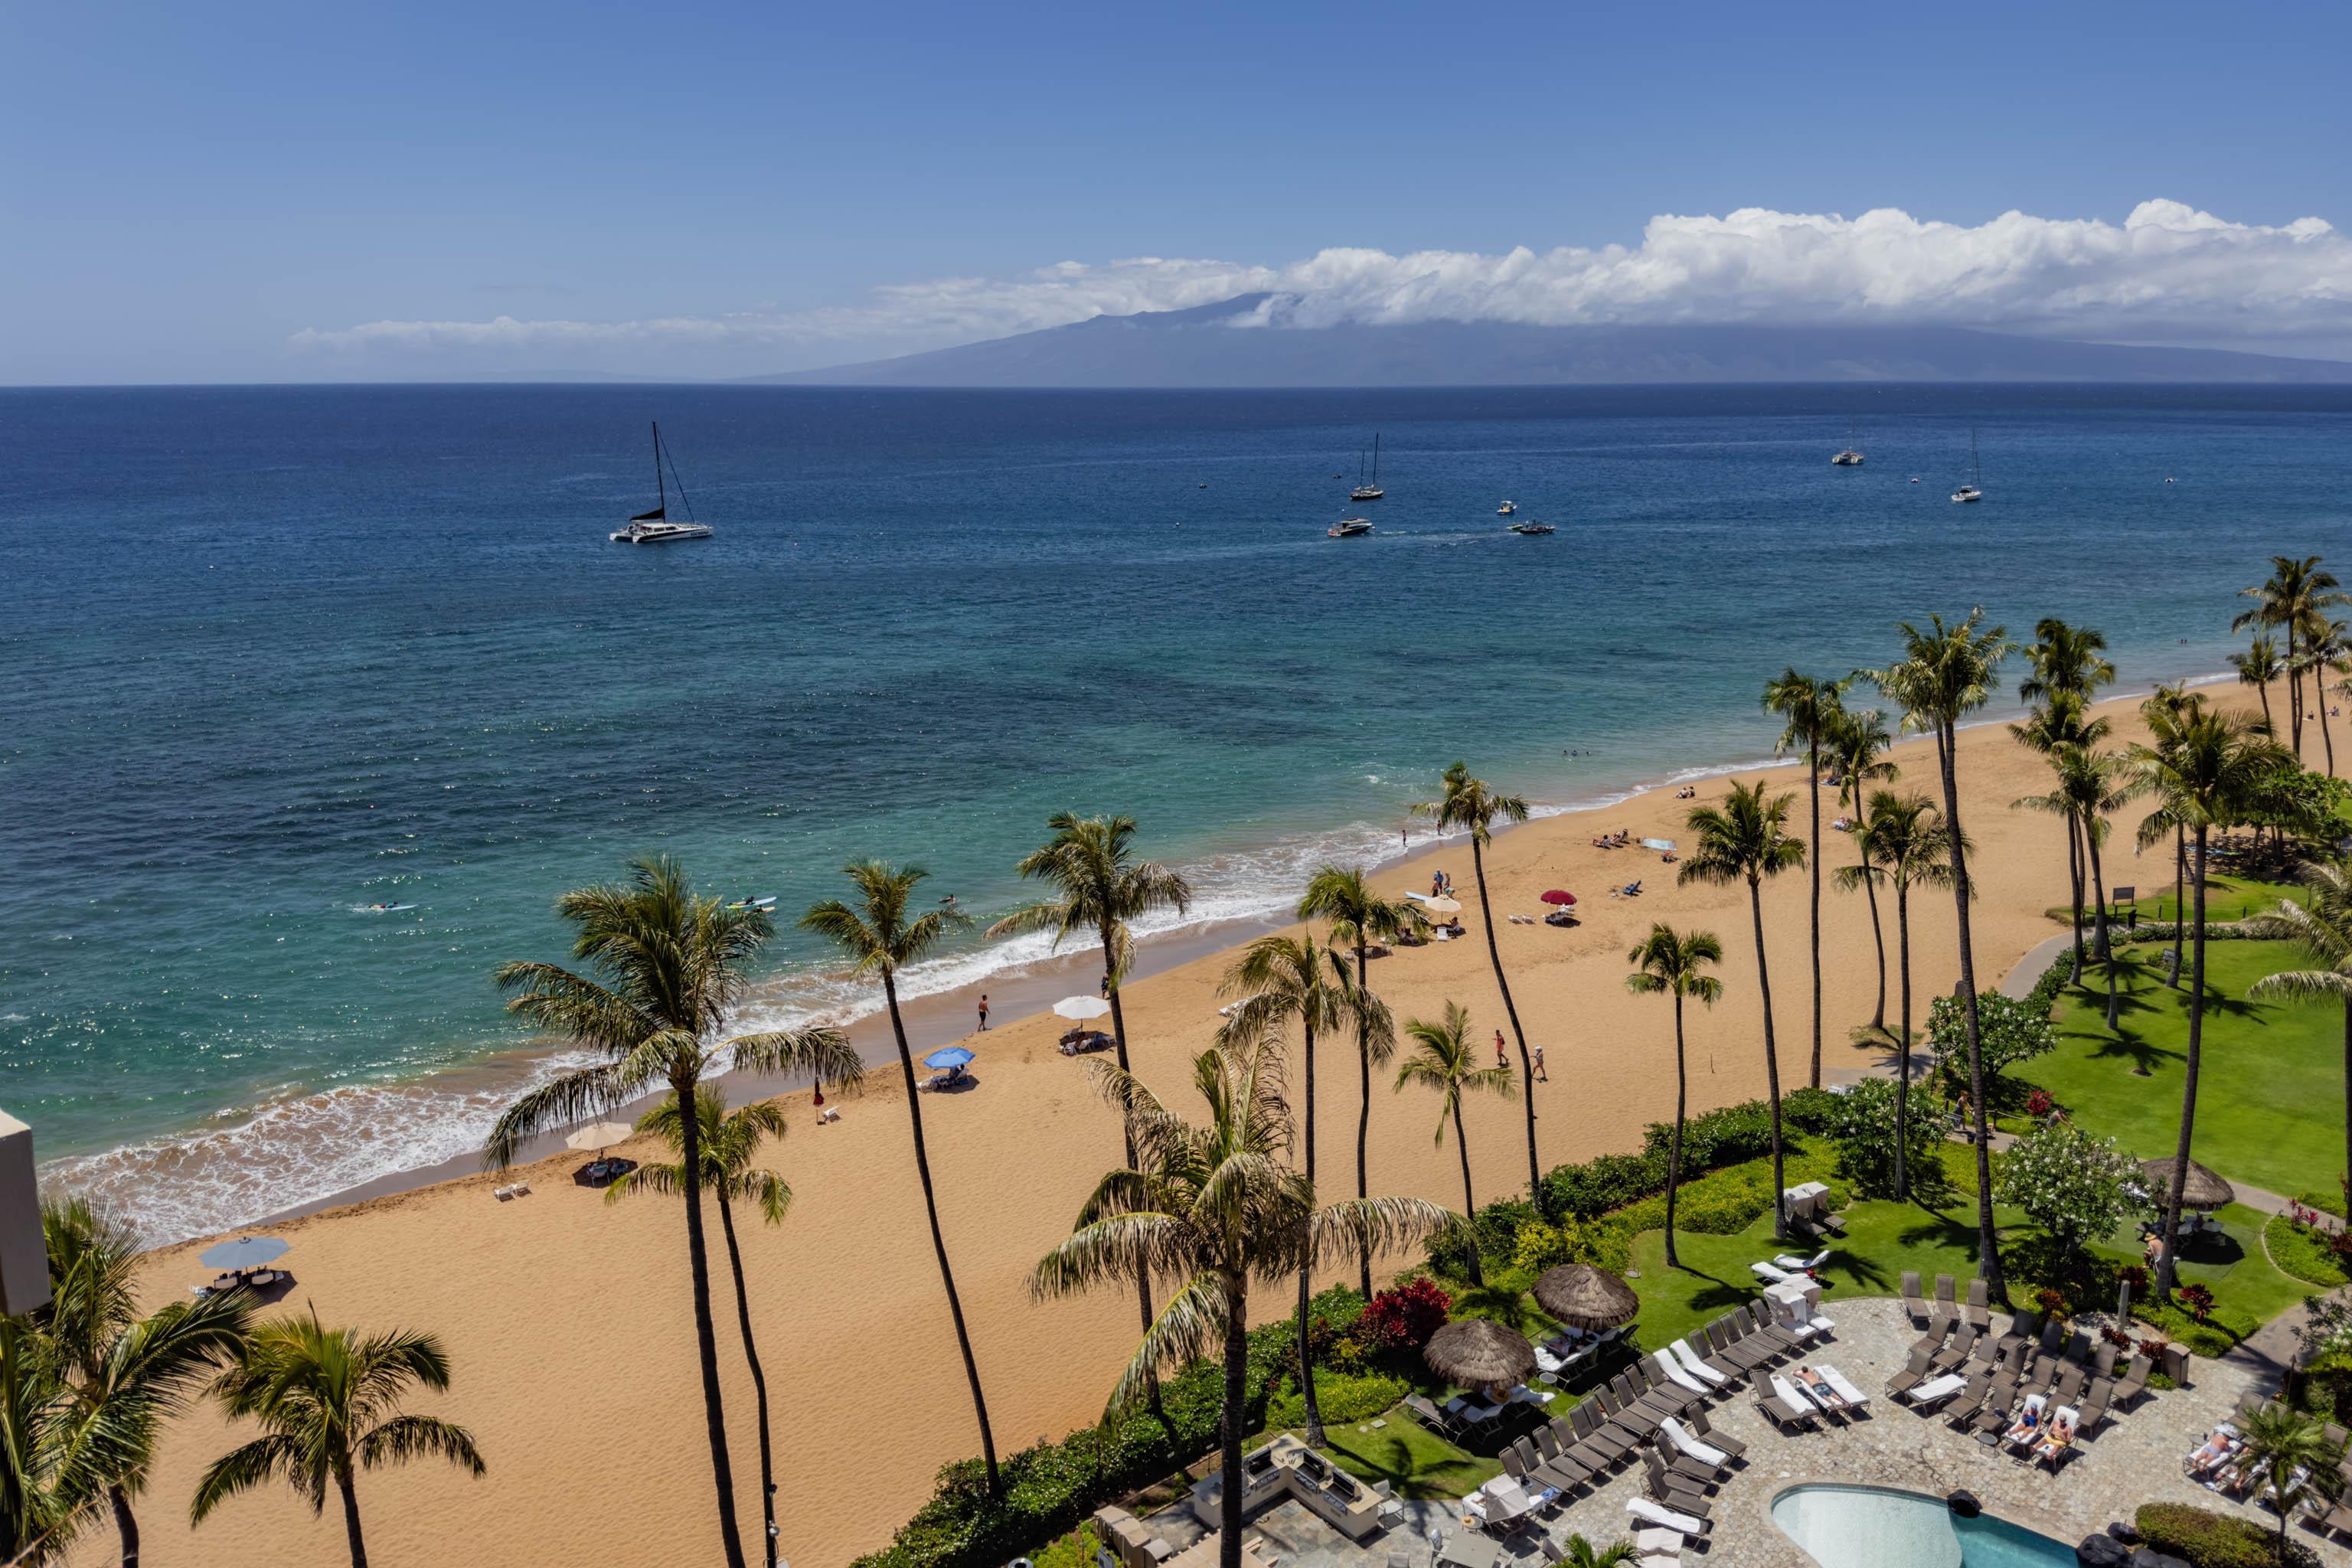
[2036,1406,2081,1470]
[1772,1248,1831,1273]
[1659,1416,1731,1475]
[1943,1368,1994,1426]
[1649,1432,1721,1487]
[1775,1372,1838,1423]
[1757,1382,1818,1432]
[1928,1274,1958,1333]
[1625,1497,1711,1537]
[1994,1308,2042,1358]
[1574,1398,1636,1464]
[1706,1317,1776,1372]
[1746,1300,1807,1354]
[1535,1424,1563,1461]
[1640,1449,1713,1516]
[1964,1277,1992,1331]
[1652,1349,1712,1399]
[2093,1340,2119,1379]
[1969,1380,2022,1442]
[1900,1270,1927,1324]
[2001,1393,2050,1455]
[1671,1337,1732,1387]
[1405,1394,1460,1438]
[1885,1347,1934,1398]
[2037,1317,2068,1354]
[1749,1259,1793,1284]
[1689,1409,1747,1459]
[2076,1378,2113,1436]
[2114,1354,2153,1410]
[1929,1325,1981,1374]
[1903,1373,1969,1410]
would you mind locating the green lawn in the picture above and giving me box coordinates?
[2048,871,2306,926]
[1318,1413,1501,1499]
[2016,939,2346,1200]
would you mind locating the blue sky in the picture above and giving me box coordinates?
[6,0,2350,382]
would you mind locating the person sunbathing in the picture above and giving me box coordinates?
[2002,1403,2042,1446]
[1795,1368,1846,1410]
[2037,1413,2076,1462]
[2187,1429,2241,1480]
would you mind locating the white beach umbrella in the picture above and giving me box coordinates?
[565,1121,636,1152]
[1421,896,1462,916]
[1053,995,1111,1021]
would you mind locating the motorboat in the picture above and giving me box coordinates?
[1328,518,1373,538]
[1508,520,1555,535]
[1498,500,1517,514]
[1831,419,1864,466]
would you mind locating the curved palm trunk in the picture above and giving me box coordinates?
[1857,836,1887,1032]
[1937,717,2007,1305]
[1805,740,1823,1089]
[2171,825,2186,987]
[1470,835,1541,1196]
[1895,877,1914,1203]
[2323,691,2339,778]
[1746,877,1787,1233]
[1664,992,1687,1268]
[335,1465,368,1568]
[1100,926,1165,1430]
[1451,1097,1482,1285]
[715,1194,779,1568]
[675,1068,750,1568]
[1219,1274,1250,1568]
[1353,944,1374,1300]
[884,972,1001,1491]
[2066,814,2088,988]
[2085,827,2117,1031]
[109,1485,140,1568]
[2156,825,2213,1301]
[2289,624,2305,755]
[2256,680,2275,737]
[1296,1011,1324,1446]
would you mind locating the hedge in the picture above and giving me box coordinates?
[1537,1089,1840,1221]
[2135,1501,2308,1568]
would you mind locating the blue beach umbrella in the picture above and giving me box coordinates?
[923,1046,975,1070]
[200,1236,289,1270]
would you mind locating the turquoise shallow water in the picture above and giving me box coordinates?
[5,383,2349,1238]
[1773,1482,2079,1566]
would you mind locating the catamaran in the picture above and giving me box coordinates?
[1951,427,1984,503]
[1350,433,1384,501]
[611,422,714,544]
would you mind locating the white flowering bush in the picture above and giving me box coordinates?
[1994,1122,2143,1250]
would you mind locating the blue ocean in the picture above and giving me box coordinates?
[6,383,2348,1238]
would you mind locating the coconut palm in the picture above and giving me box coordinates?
[1762,671,1846,1089]
[1838,791,1959,1201]
[1827,707,1900,1033]
[2300,615,2350,776]
[991,812,1194,1417]
[2234,554,2346,755]
[34,1198,254,1568]
[487,856,862,1563]
[1863,609,2015,1298]
[1031,1027,1454,1568]
[802,861,1001,1491]
[2231,634,2285,737]
[2016,743,2132,1027]
[2237,1402,2332,1563]
[191,1312,484,1568]
[0,1311,131,1565]
[2128,698,2290,1297]
[1557,1537,1641,1568]
[2010,692,2112,988]
[1393,1001,1515,1282]
[606,1089,794,1568]
[2018,618,2115,707]
[1678,780,1805,1230]
[1217,932,1358,1444]
[1625,925,1724,1266]
[2247,862,2352,1195]
[1411,763,1540,1192]
[1296,864,1424,1295]
[2144,683,2197,986]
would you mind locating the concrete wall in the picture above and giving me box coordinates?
[0,1111,49,1315]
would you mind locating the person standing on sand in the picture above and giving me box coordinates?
[978,994,988,1030]
[1534,1043,1547,1080]
[1494,1030,1508,1071]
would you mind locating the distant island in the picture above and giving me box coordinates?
[754,295,2352,387]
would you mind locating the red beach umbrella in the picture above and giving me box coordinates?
[1540,890,1577,906]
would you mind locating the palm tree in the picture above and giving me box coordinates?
[2015,742,2131,1027]
[1296,864,1423,1295]
[1031,1027,1453,1568]
[35,1198,254,1568]
[1762,671,1846,1089]
[1411,763,1540,1193]
[2247,862,2352,1196]
[991,812,1194,1419]
[2144,683,2197,987]
[2128,698,2288,1298]
[1218,933,1358,1445]
[1678,780,1805,1230]
[1,1310,97,1563]
[2009,691,2111,988]
[2018,618,2115,708]
[192,1312,485,1568]
[1557,1537,1640,1568]
[1826,707,1899,1033]
[2301,615,2350,776]
[1394,1001,1515,1282]
[607,1089,795,1568]
[1863,609,2014,1299]
[2234,554,2346,756]
[803,861,1001,1491]
[2237,1402,2332,1563]
[2230,634,2285,737]
[487,856,862,1563]
[1838,791,1958,1201]
[1625,925,1724,1266]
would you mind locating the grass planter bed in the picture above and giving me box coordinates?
[2265,1211,2352,1288]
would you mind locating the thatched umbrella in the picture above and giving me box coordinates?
[1422,1318,1534,1397]
[1532,1264,1640,1332]
[2140,1155,2235,1212]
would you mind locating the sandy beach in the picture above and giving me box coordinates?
[87,685,2239,1568]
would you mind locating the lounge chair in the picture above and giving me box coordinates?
[1706,1317,1777,1372]
[1650,1433,1721,1487]
[1942,1368,1994,1426]
[2035,1406,2081,1470]
[1639,1449,1712,1516]
[1900,1270,1927,1323]
[2001,1393,2050,1454]
[1929,1325,1981,1373]
[1659,1416,1731,1472]
[1772,1248,1831,1272]
[2113,1354,2152,1410]
[2093,1340,2119,1378]
[1994,1308,2042,1357]
[1625,1497,1710,1536]
[1671,1338,1733,1387]
[2051,1364,2087,1403]
[2076,1378,2113,1435]
[1775,1372,1839,1423]
[1964,1277,1992,1331]
[1758,1384,1817,1432]
[1815,1364,1872,1415]
[1404,1395,1459,1438]
[1903,1373,1969,1410]
[1689,1409,1747,1459]
[1928,1273,1958,1334]
[1631,1527,1687,1561]
[1749,1259,1793,1283]
[1746,1300,1807,1354]
[1885,1347,1935,1397]
[1652,1349,1712,1398]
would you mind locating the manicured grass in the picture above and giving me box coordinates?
[2016,940,2347,1200]
[2046,871,2307,926]
[2265,1210,2352,1289]
[1317,1411,1501,1499]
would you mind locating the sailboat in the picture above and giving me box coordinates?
[1831,420,1865,466]
[610,422,714,544]
[1951,427,1984,504]
[1350,433,1385,501]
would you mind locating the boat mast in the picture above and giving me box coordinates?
[1371,431,1380,484]
[653,422,667,515]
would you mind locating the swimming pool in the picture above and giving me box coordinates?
[1772,1483,2079,1568]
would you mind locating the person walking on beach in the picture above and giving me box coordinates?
[1494,1030,1508,1071]
[977,993,989,1030]
[1534,1042,1547,1081]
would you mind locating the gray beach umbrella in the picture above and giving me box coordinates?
[199,1236,289,1271]
[2140,1156,2235,1212]
[1532,1263,1641,1332]
[1422,1318,1535,1390]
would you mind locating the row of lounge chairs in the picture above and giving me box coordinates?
[1900,1269,1993,1334]
[2194,1395,2352,1542]
[1889,1302,2152,1468]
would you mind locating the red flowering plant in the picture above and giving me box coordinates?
[2177,1282,2216,1323]
[1361,1278,1452,1352]
[2024,1089,2054,1118]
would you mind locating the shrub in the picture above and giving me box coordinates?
[1263,1368,1408,1432]
[1926,989,2056,1088]
[1511,1217,1633,1276]
[2034,1287,2068,1320]
[2179,1282,2217,1322]
[1994,1122,2143,1251]
[2267,1213,2352,1289]
[1821,1077,1947,1199]
[1361,1279,1450,1352]
[2298,1187,2349,1221]
[2135,1502,2295,1568]
[2023,1088,2053,1117]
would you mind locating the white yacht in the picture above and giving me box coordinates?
[1498,500,1517,515]
[1831,419,1864,466]
[612,423,714,543]
[1349,433,1384,501]
[1950,426,1984,503]
[1328,518,1373,538]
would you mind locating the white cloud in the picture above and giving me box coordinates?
[291,200,2352,367]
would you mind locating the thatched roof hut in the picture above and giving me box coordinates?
[1531,1263,1641,1332]
[1422,1318,1534,1392]
[2140,1155,2236,1212]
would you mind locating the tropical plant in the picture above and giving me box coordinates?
[2015,742,2133,1027]
[1823,1077,1945,1200]
[2018,618,2115,707]
[803,861,1002,1491]
[33,1198,255,1568]
[607,1089,795,1567]
[1762,670,1846,1089]
[1678,779,1805,1230]
[1296,864,1423,1295]
[2234,554,2346,756]
[2301,615,2350,776]
[2144,683,2197,987]
[991,812,1194,1422]
[1926,990,2056,1086]
[2231,633,2285,737]
[1864,608,2016,1301]
[2009,691,2112,988]
[1624,923,1724,1266]
[1030,1027,1454,1568]
[1412,763,1541,1193]
[486,855,860,1564]
[2236,1401,2334,1562]
[1838,790,1957,1200]
[1994,1122,2142,1261]
[2128,697,2292,1297]
[1557,1535,1640,1568]
[1393,1001,1515,1283]
[2246,861,2352,1203]
[191,1312,484,1568]
[1826,707,1900,1032]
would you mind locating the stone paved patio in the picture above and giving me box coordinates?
[1135,1298,2352,1567]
